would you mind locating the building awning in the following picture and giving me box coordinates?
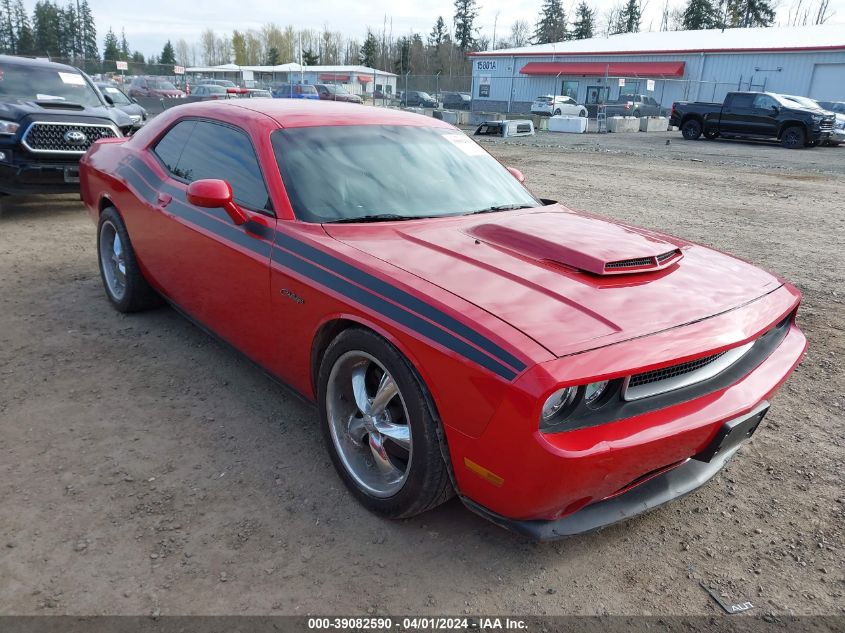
[357,75,373,83]
[519,61,686,77]
[319,73,350,81]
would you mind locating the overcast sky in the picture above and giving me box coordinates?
[31,0,845,60]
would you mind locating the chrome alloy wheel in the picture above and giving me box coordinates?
[99,220,126,301]
[326,351,413,498]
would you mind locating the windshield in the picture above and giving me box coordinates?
[151,79,176,90]
[0,64,103,107]
[323,85,347,94]
[99,85,131,104]
[206,85,226,94]
[272,125,539,223]
[300,85,318,94]
[782,95,820,109]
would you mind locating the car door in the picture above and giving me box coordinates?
[751,94,781,138]
[720,93,756,135]
[132,118,278,366]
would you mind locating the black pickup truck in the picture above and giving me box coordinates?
[0,55,134,195]
[669,91,835,149]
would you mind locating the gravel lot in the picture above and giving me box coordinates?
[1,131,843,617]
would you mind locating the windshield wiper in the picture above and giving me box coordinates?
[465,204,536,216]
[326,213,431,224]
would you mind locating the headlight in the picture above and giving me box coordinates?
[584,380,609,405]
[811,114,824,121]
[0,120,20,135]
[541,387,577,422]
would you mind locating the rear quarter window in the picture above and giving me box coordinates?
[153,120,196,173]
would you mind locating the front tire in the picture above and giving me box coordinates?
[703,129,719,139]
[97,206,161,313]
[781,125,806,149]
[681,119,703,140]
[318,328,453,519]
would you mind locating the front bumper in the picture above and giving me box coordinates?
[445,285,806,533]
[0,154,81,194]
[463,403,768,539]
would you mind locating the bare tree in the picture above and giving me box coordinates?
[509,19,531,47]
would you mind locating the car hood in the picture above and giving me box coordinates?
[0,98,132,127]
[324,205,782,357]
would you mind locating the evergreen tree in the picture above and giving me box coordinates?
[727,0,775,26]
[119,27,129,60]
[32,0,61,56]
[266,46,280,65]
[682,0,718,29]
[12,0,32,54]
[131,50,144,63]
[394,36,410,73]
[301,48,318,65]
[359,30,377,67]
[1,0,16,53]
[429,16,447,47]
[534,0,568,44]
[453,0,478,51]
[102,27,119,60]
[619,0,642,32]
[571,2,596,39]
[59,1,77,57]
[160,39,175,65]
[79,0,97,60]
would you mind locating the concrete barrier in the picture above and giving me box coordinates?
[548,116,587,133]
[437,110,459,125]
[470,111,505,126]
[607,116,640,133]
[639,117,670,132]
[538,117,549,131]
[456,111,472,125]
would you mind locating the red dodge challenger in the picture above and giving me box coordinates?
[80,100,806,539]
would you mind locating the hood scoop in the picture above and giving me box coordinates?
[465,211,683,276]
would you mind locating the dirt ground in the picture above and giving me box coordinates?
[0,131,843,617]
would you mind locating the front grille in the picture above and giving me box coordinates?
[656,249,678,263]
[820,119,834,132]
[22,122,118,154]
[629,351,727,388]
[606,256,653,269]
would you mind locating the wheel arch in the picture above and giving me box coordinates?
[778,120,809,139]
[680,113,703,127]
[309,314,459,490]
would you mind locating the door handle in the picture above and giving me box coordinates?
[157,192,172,207]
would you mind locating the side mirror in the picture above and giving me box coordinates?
[506,166,525,184]
[771,105,780,113]
[186,179,248,225]
[103,94,114,105]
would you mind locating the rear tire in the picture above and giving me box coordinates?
[553,109,561,116]
[681,119,702,140]
[97,206,162,313]
[318,328,453,519]
[781,125,806,149]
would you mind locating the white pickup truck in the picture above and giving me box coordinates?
[530,95,588,117]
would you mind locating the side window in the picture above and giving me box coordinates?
[153,120,196,174]
[753,94,776,110]
[171,120,271,212]
[729,93,755,109]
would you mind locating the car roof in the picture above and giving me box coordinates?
[0,54,81,73]
[165,99,455,129]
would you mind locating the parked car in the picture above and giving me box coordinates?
[373,88,391,100]
[272,83,320,99]
[400,90,438,108]
[778,94,844,146]
[670,91,835,148]
[314,84,363,104]
[531,95,587,117]
[95,82,148,129]
[603,94,662,118]
[128,76,185,99]
[0,55,134,195]
[194,79,247,96]
[817,100,845,115]
[441,91,471,110]
[80,99,805,539]
[243,88,273,99]
[191,84,233,100]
